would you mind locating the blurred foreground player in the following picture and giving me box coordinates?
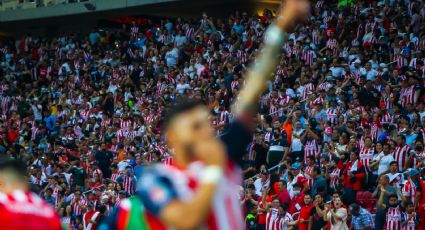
[100,0,310,229]
[0,158,62,230]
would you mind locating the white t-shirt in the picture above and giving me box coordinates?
[375,153,395,175]
[254,178,270,196]
[291,129,304,152]
[176,83,190,94]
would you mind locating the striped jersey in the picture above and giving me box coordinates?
[384,206,402,230]
[304,139,320,164]
[266,209,293,230]
[401,212,419,230]
[359,147,374,172]
[137,161,244,230]
[402,179,419,204]
[393,145,411,171]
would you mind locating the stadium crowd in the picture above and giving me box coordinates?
[0,0,424,229]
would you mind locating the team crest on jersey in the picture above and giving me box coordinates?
[149,186,167,203]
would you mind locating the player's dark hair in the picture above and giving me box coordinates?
[0,157,27,179]
[162,100,204,131]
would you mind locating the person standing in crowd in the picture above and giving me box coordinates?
[324,197,348,230]
[373,175,397,230]
[342,150,366,205]
[83,202,100,230]
[311,165,327,198]
[311,193,327,230]
[297,193,314,230]
[0,158,62,230]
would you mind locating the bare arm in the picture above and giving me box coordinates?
[232,0,309,118]
[378,187,387,210]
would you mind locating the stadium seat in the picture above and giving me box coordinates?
[356,191,377,213]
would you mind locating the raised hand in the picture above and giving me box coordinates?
[276,0,311,32]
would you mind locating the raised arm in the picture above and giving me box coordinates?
[232,0,310,118]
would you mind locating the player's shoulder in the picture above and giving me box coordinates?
[136,164,182,216]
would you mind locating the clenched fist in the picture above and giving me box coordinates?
[277,0,310,32]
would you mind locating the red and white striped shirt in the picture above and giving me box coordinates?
[266,208,279,230]
[72,198,87,216]
[385,206,402,230]
[303,165,314,188]
[122,175,135,195]
[400,85,416,107]
[326,38,338,50]
[393,145,411,172]
[401,212,418,230]
[326,108,338,125]
[402,179,417,204]
[359,147,374,172]
[381,112,394,124]
[302,50,316,67]
[330,168,341,190]
[120,120,132,129]
[304,139,320,164]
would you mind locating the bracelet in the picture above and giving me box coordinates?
[200,166,223,184]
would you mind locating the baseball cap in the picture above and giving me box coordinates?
[409,169,420,178]
[291,162,301,170]
[87,201,94,207]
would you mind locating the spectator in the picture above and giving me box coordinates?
[311,193,327,230]
[343,150,366,205]
[324,197,348,230]
[373,175,397,230]
[311,165,327,197]
[349,203,374,230]
[297,193,313,230]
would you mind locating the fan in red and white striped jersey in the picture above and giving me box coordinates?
[303,138,321,164]
[162,154,173,166]
[303,156,315,188]
[265,207,280,230]
[394,135,412,172]
[380,111,394,124]
[402,174,420,204]
[302,49,316,67]
[409,57,425,69]
[384,204,402,230]
[399,84,418,108]
[326,107,338,126]
[401,210,420,230]
[71,191,88,216]
[359,137,374,172]
[326,37,338,50]
[301,82,315,102]
[394,52,409,68]
[117,166,137,195]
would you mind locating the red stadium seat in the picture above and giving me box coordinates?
[356,191,377,213]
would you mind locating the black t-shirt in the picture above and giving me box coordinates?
[311,204,327,230]
[95,150,113,174]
